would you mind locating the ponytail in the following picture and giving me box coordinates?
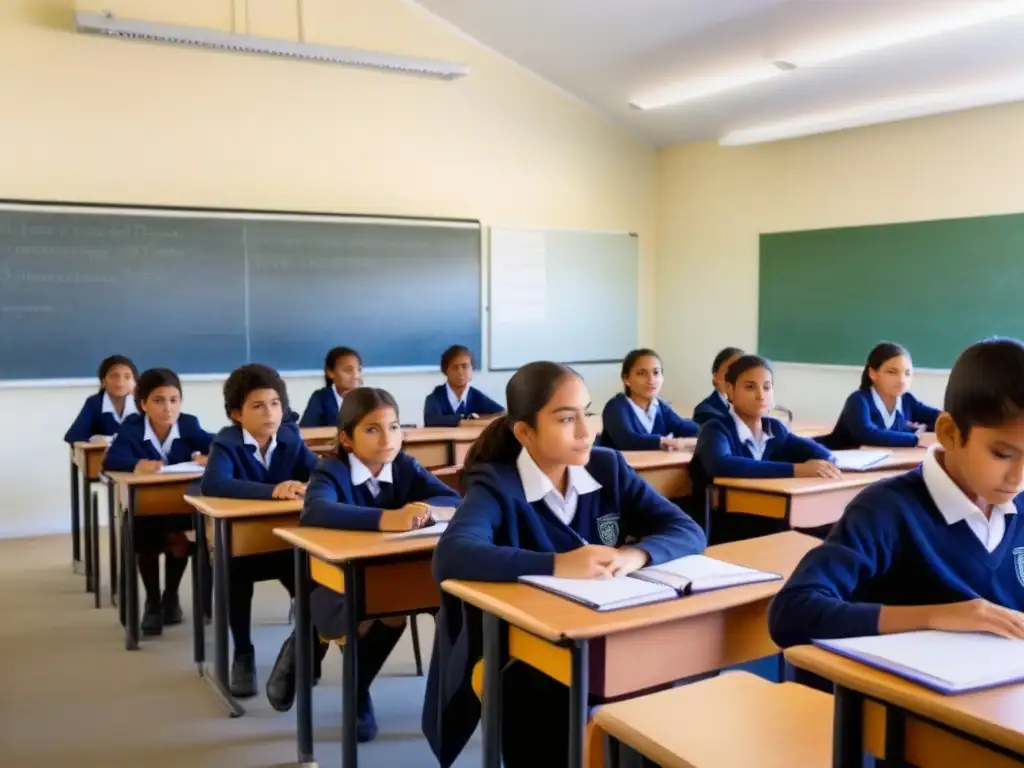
[860,342,909,391]
[464,416,519,469]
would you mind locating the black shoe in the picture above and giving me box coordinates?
[313,637,330,686]
[230,652,258,699]
[141,600,163,636]
[356,692,378,743]
[161,591,183,626]
[266,633,296,712]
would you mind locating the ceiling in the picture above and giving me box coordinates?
[410,0,1024,146]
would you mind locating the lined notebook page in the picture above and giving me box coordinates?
[384,522,449,540]
[817,631,1024,693]
[636,555,780,593]
[832,450,892,471]
[160,461,206,474]
[520,574,675,611]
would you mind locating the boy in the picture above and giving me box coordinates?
[769,338,1024,649]
[200,363,320,699]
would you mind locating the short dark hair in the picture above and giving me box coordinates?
[336,387,400,454]
[222,363,290,421]
[712,347,745,374]
[945,338,1024,439]
[96,355,137,393]
[725,354,772,385]
[441,345,475,373]
[135,368,181,409]
[860,342,909,390]
[620,348,661,395]
[323,346,362,386]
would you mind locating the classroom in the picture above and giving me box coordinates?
[4,1,1024,767]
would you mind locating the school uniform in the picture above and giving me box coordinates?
[423,383,503,427]
[298,385,344,428]
[768,446,1024,649]
[826,388,940,449]
[64,390,139,444]
[424,446,706,767]
[692,390,730,426]
[600,392,699,450]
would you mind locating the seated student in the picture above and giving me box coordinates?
[769,338,1024,650]
[693,346,744,425]
[827,341,940,449]
[423,361,706,768]
[600,348,698,450]
[423,344,503,427]
[299,346,363,427]
[102,368,213,636]
[200,363,319,699]
[265,388,460,736]
[64,354,139,443]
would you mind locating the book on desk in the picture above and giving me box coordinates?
[831,449,892,471]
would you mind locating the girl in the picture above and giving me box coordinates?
[828,342,940,449]
[64,354,139,443]
[599,348,698,451]
[424,361,706,768]
[693,346,745,425]
[267,388,460,737]
[299,346,363,427]
[423,344,503,427]
[102,368,213,636]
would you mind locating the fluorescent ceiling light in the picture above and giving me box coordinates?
[718,75,1024,146]
[630,0,1024,110]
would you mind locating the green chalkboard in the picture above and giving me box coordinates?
[758,212,1024,369]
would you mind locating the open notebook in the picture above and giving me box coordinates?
[384,521,449,540]
[519,555,781,612]
[815,631,1024,694]
[831,450,892,471]
[159,461,206,474]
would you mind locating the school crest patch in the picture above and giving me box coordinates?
[597,514,620,546]
[1015,547,1024,588]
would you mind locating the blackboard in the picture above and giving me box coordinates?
[0,202,481,381]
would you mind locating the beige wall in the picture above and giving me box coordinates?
[0,0,656,537]
[656,101,1024,425]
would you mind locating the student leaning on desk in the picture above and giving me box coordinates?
[423,361,706,768]
[769,337,1024,650]
[63,354,139,443]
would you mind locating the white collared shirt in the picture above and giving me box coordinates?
[717,391,729,408]
[446,383,470,413]
[143,418,180,461]
[730,407,773,461]
[516,448,602,526]
[242,428,278,470]
[871,387,903,429]
[333,387,344,411]
[101,391,137,424]
[626,396,660,434]
[349,453,394,499]
[922,445,1017,552]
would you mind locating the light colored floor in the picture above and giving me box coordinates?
[0,532,481,767]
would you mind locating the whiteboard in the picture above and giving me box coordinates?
[488,228,638,370]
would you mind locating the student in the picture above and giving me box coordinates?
[265,388,460,737]
[827,341,940,449]
[102,368,213,636]
[600,348,698,450]
[769,338,1024,650]
[64,354,139,443]
[423,361,706,768]
[200,363,319,699]
[693,346,745,425]
[423,344,503,427]
[298,346,363,427]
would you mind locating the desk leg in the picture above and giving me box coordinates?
[192,511,205,674]
[207,518,244,717]
[70,459,82,573]
[481,613,505,768]
[342,562,361,768]
[703,486,714,543]
[82,476,93,594]
[107,483,117,607]
[884,707,907,766]
[91,491,101,608]
[568,640,589,768]
[294,548,317,767]
[833,685,863,768]
[124,487,139,651]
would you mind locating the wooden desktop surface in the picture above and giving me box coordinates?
[72,440,109,479]
[274,525,441,564]
[714,470,906,496]
[104,471,202,516]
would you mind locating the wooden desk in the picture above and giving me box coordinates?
[791,422,833,439]
[301,424,487,467]
[785,645,1024,767]
[70,441,109,596]
[621,450,693,498]
[442,531,821,768]
[274,526,444,768]
[104,471,202,651]
[593,671,833,768]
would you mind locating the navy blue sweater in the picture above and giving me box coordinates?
[768,469,1024,648]
[301,452,460,530]
[423,384,503,427]
[599,393,699,451]
[298,386,341,428]
[102,413,213,472]
[424,446,705,765]
[199,422,319,499]
[693,390,730,426]
[64,392,133,444]
[828,390,940,449]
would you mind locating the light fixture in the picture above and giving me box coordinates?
[718,75,1024,146]
[74,9,470,80]
[629,0,1024,110]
